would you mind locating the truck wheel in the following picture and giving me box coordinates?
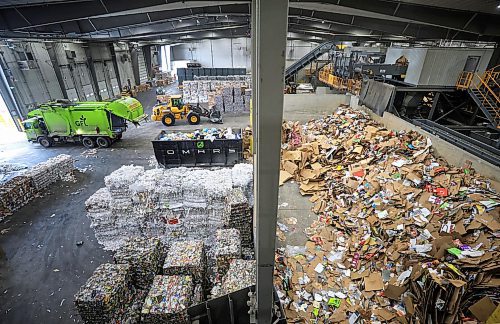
[96,136,111,148]
[188,112,201,125]
[82,137,96,148]
[38,136,53,148]
[162,113,175,126]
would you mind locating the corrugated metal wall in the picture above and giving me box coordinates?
[418,48,494,86]
[0,40,146,119]
[385,47,494,86]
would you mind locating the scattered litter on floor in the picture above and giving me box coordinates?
[285,217,297,225]
[80,149,98,158]
[275,105,500,323]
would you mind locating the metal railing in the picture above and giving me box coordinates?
[456,66,500,125]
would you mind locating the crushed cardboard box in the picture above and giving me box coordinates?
[274,106,499,324]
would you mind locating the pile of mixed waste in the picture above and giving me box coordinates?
[157,127,241,141]
[275,105,499,323]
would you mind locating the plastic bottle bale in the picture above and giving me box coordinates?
[114,237,165,290]
[215,229,241,277]
[211,259,256,297]
[74,263,133,324]
[0,176,35,218]
[163,240,205,283]
[141,275,193,324]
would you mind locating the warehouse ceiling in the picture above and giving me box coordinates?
[0,0,499,43]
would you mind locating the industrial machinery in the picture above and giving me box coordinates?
[151,94,222,126]
[22,97,146,148]
[360,65,500,166]
[121,85,135,97]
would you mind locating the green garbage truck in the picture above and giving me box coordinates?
[22,97,146,148]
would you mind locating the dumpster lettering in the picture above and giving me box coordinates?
[75,115,88,127]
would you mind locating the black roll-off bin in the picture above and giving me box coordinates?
[152,130,244,168]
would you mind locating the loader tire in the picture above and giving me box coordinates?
[82,137,96,148]
[162,113,175,126]
[38,136,53,148]
[96,136,111,148]
[188,112,201,125]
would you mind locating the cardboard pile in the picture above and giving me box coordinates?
[114,237,165,290]
[275,106,500,323]
[215,229,241,276]
[25,154,74,190]
[74,263,133,323]
[135,84,151,92]
[141,275,193,323]
[163,240,205,283]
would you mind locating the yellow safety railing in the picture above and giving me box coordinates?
[456,71,474,90]
[456,65,500,125]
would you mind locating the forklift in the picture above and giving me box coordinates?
[151,94,223,126]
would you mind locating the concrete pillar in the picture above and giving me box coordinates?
[109,43,123,92]
[45,42,68,99]
[252,0,288,323]
[142,45,153,79]
[0,57,24,130]
[84,45,102,101]
[130,45,140,86]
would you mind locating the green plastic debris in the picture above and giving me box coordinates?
[447,247,462,257]
[328,297,341,308]
[312,308,319,317]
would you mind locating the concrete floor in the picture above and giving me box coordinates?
[0,88,341,323]
[0,83,251,324]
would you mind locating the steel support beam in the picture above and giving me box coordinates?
[108,43,123,92]
[252,0,288,323]
[0,57,24,130]
[45,42,69,99]
[130,45,140,86]
[84,45,102,101]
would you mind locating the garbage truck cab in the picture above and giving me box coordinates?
[22,98,146,148]
[22,117,45,143]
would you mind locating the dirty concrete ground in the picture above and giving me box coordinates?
[0,88,339,323]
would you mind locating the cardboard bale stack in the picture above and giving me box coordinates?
[114,237,165,290]
[74,263,133,324]
[0,176,35,218]
[215,229,241,277]
[274,106,500,324]
[163,240,205,283]
[141,275,193,324]
[25,154,74,191]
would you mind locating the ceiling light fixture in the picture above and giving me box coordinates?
[322,20,325,24]
[179,19,182,22]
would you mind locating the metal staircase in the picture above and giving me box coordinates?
[457,65,500,127]
[285,40,336,82]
